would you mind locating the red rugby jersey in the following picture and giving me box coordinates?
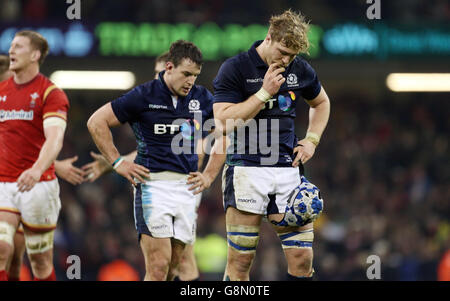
[0,73,69,182]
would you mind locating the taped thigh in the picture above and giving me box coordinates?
[0,221,16,246]
[25,231,54,254]
[278,229,314,249]
[226,225,260,254]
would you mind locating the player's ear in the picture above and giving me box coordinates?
[30,49,41,64]
[265,33,272,44]
[166,61,174,71]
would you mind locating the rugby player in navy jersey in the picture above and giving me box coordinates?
[87,40,225,281]
[213,10,331,281]
[83,51,208,281]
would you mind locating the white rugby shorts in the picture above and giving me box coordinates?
[0,179,61,231]
[222,165,301,215]
[133,171,201,245]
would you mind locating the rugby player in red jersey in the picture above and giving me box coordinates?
[0,31,70,281]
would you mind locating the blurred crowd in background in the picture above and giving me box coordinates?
[1,0,449,280]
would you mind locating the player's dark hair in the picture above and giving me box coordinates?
[167,40,203,67]
[0,55,9,74]
[15,30,49,66]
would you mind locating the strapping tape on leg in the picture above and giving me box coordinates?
[278,229,314,249]
[25,231,54,254]
[226,225,260,253]
[0,221,16,246]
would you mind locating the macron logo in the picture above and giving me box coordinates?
[0,95,6,102]
[246,78,263,83]
[149,104,168,110]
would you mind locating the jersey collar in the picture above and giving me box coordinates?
[248,40,267,68]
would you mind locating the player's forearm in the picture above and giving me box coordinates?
[306,97,330,141]
[215,96,265,134]
[33,132,64,175]
[87,117,121,165]
[202,136,227,182]
[197,152,205,171]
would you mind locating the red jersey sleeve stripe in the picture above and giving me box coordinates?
[43,85,58,103]
[43,112,67,121]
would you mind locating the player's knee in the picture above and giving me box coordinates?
[148,261,170,280]
[146,252,171,280]
[289,248,313,272]
[0,241,13,264]
[229,251,254,273]
[29,252,52,276]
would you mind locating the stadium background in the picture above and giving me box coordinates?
[1,0,449,280]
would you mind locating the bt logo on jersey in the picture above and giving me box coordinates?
[154,124,180,135]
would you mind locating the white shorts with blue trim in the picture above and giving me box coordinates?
[133,172,200,245]
[222,165,301,215]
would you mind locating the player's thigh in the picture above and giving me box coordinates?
[13,227,26,256]
[226,206,262,226]
[170,238,187,264]
[139,234,172,266]
[0,211,21,229]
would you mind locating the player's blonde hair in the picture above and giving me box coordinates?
[268,9,310,54]
[15,30,49,66]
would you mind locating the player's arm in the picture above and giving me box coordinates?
[292,86,330,166]
[17,119,65,192]
[213,63,285,135]
[82,150,137,182]
[87,103,149,185]
[54,156,86,185]
[187,133,228,194]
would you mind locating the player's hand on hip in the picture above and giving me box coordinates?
[292,139,316,167]
[82,151,112,182]
[262,63,286,96]
[115,160,150,186]
[187,171,212,195]
[55,156,86,185]
[17,167,42,192]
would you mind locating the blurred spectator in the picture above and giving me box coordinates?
[97,259,140,281]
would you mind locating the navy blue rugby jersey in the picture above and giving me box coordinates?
[213,40,321,167]
[111,71,214,174]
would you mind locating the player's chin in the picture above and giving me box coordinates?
[178,88,190,96]
[9,63,19,71]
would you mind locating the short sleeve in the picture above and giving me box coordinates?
[110,86,143,123]
[300,60,322,101]
[42,87,69,121]
[213,59,245,104]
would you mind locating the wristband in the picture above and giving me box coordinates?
[305,132,320,146]
[254,87,271,103]
[112,156,124,170]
